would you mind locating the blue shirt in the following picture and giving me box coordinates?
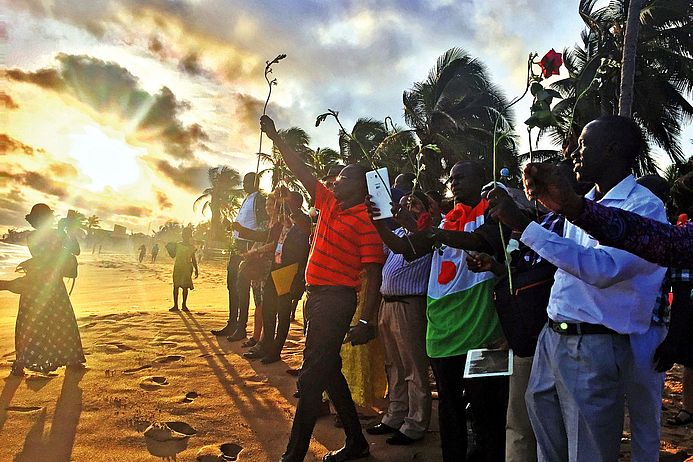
[380,228,432,297]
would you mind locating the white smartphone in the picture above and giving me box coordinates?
[366,167,393,220]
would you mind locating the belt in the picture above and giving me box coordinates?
[547,319,622,336]
[382,295,424,304]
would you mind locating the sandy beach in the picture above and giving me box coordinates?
[0,251,691,461]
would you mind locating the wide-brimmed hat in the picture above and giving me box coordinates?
[25,203,54,228]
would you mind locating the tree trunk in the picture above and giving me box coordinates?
[619,0,644,117]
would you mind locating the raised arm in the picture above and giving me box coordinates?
[260,115,317,199]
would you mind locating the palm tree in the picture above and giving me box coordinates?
[260,127,312,196]
[338,118,387,164]
[86,215,100,233]
[304,147,341,178]
[549,0,693,174]
[403,48,518,185]
[194,166,243,241]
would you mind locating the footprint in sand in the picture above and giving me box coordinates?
[181,391,199,404]
[6,405,42,412]
[153,355,184,364]
[139,376,169,390]
[151,340,178,348]
[196,442,243,462]
[123,365,152,375]
[96,342,134,354]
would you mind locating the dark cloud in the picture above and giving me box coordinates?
[179,51,203,75]
[0,189,29,229]
[112,204,151,218]
[0,92,19,109]
[153,159,210,192]
[6,54,208,159]
[0,134,44,156]
[155,190,172,209]
[0,170,69,198]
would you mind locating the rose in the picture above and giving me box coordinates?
[538,49,563,79]
[416,212,433,231]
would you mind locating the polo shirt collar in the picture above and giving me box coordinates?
[585,174,636,203]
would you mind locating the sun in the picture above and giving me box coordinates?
[68,125,146,192]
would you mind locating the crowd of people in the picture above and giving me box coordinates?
[1,112,691,462]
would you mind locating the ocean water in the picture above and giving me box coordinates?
[0,242,31,272]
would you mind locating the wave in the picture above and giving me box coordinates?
[0,242,31,270]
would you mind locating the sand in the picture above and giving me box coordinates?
[0,253,691,461]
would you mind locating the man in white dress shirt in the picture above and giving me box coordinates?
[488,116,667,461]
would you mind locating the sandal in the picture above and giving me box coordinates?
[241,338,258,348]
[666,409,693,426]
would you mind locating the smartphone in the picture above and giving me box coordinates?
[366,167,393,220]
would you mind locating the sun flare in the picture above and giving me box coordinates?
[68,125,146,192]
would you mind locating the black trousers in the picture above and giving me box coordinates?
[430,355,508,462]
[282,286,363,461]
[226,241,252,329]
[260,277,293,356]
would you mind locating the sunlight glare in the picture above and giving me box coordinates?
[68,125,145,191]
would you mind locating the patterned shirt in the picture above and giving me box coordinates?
[380,228,432,297]
[305,182,385,288]
[573,199,693,268]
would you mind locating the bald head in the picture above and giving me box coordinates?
[333,163,368,206]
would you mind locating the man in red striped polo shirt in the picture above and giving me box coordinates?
[261,115,385,462]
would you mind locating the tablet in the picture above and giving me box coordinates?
[366,167,393,220]
[463,348,513,378]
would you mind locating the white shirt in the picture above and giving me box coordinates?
[233,191,260,240]
[521,175,667,335]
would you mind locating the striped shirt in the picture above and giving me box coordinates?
[305,182,385,288]
[381,228,432,297]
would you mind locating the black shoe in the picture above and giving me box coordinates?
[386,430,418,446]
[366,422,396,436]
[322,440,369,462]
[241,338,258,348]
[243,349,265,360]
[261,354,281,364]
[227,328,247,342]
[211,322,236,336]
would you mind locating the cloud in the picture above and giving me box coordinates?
[48,161,79,178]
[155,190,172,209]
[6,54,208,159]
[112,204,151,218]
[0,92,19,109]
[0,134,45,156]
[0,189,28,229]
[152,159,210,192]
[0,170,69,198]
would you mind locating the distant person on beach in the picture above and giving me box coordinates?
[0,203,85,375]
[151,243,159,263]
[169,227,198,312]
[490,116,667,460]
[211,172,267,340]
[138,244,146,263]
[262,115,385,462]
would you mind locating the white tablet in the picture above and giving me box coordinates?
[366,167,393,220]
[463,348,513,378]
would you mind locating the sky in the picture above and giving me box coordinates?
[1,0,691,235]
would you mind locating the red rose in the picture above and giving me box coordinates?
[417,212,433,231]
[538,49,563,79]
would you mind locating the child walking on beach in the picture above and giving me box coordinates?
[169,227,198,312]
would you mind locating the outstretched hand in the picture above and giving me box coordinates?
[523,163,583,219]
[488,188,531,232]
[364,195,384,221]
[260,115,279,140]
[466,253,502,275]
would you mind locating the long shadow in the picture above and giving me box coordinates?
[0,375,23,432]
[13,369,84,462]
[178,312,298,459]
